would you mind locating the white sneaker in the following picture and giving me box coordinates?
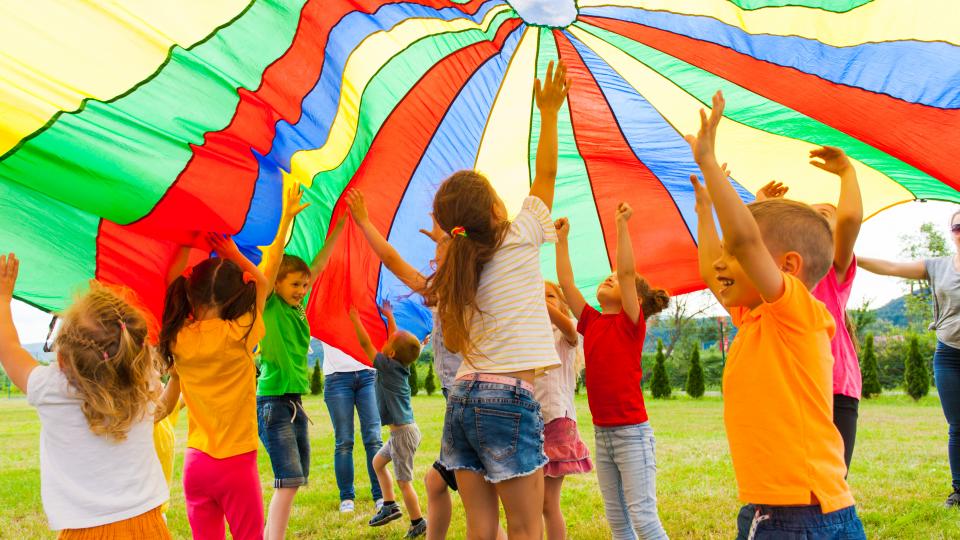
[340,500,355,513]
[375,498,384,512]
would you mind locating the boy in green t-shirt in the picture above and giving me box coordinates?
[257,184,345,540]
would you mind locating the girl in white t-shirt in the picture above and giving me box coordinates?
[536,281,592,540]
[426,61,570,540]
[0,253,176,538]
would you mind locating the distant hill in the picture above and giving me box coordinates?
[873,295,909,327]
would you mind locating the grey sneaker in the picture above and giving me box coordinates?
[405,519,427,538]
[339,500,355,513]
[946,488,960,508]
[369,502,402,526]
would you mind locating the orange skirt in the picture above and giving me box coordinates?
[58,506,171,540]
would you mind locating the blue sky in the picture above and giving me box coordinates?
[509,0,577,27]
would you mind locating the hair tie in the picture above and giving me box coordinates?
[242,271,255,284]
[118,319,126,332]
[450,226,467,238]
[102,351,109,361]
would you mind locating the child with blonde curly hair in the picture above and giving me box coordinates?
[0,253,175,539]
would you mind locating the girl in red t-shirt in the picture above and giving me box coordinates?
[555,204,671,540]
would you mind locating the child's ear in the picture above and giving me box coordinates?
[779,251,803,278]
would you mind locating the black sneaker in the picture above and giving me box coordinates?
[405,519,427,538]
[946,488,960,508]
[369,502,402,526]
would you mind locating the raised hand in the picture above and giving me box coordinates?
[418,213,447,244]
[0,253,19,301]
[809,145,853,176]
[206,233,242,260]
[534,60,571,115]
[616,202,633,223]
[284,183,311,219]
[346,189,369,223]
[554,217,570,243]
[689,174,712,213]
[349,306,360,322]
[380,299,393,316]
[721,162,733,178]
[755,180,789,201]
[685,91,725,164]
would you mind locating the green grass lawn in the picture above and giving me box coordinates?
[1,392,957,539]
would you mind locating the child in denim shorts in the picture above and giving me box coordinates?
[349,302,426,538]
[256,186,345,540]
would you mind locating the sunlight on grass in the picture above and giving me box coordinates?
[0,393,956,539]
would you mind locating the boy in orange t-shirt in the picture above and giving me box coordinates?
[687,91,865,539]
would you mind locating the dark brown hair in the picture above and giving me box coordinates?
[636,277,670,319]
[747,199,833,289]
[158,257,257,363]
[277,254,311,282]
[424,171,509,359]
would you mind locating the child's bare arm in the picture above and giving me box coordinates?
[167,245,192,286]
[348,307,378,362]
[346,189,427,293]
[529,61,570,211]
[687,92,784,302]
[615,203,642,324]
[690,174,728,310]
[857,257,927,280]
[309,215,345,287]
[811,146,862,278]
[554,218,588,319]
[207,233,270,313]
[155,368,180,422]
[380,300,398,336]
[0,254,38,392]
[546,303,578,345]
[263,183,311,290]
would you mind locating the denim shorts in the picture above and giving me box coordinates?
[736,504,866,540]
[438,375,547,483]
[257,394,310,488]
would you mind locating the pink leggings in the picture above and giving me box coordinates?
[183,448,263,540]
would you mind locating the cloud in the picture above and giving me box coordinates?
[509,0,577,27]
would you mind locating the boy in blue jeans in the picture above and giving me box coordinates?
[349,301,426,538]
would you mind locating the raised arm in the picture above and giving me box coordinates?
[380,300,398,336]
[309,215,345,287]
[615,203,641,324]
[346,189,427,294]
[529,61,570,211]
[348,307,378,362]
[687,92,784,302]
[857,257,927,280]
[208,234,270,313]
[547,303,578,345]
[263,184,311,289]
[167,245,192,286]
[0,254,38,392]
[811,146,862,278]
[554,218,587,319]
[690,174,727,308]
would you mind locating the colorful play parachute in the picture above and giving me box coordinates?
[1,0,958,360]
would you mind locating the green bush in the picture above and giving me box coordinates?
[904,335,930,400]
[424,363,437,396]
[650,339,671,399]
[860,334,881,399]
[310,361,323,396]
[685,346,705,398]
[409,362,420,396]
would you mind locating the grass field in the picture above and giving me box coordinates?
[0,392,957,539]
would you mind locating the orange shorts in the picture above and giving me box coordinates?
[58,506,170,540]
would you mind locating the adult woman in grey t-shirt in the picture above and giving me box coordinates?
[858,209,960,508]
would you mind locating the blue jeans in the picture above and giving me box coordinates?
[257,394,310,488]
[736,504,865,539]
[594,423,668,540]
[935,341,960,489]
[323,370,383,501]
[439,377,547,483]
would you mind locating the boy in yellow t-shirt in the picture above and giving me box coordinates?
[688,91,865,539]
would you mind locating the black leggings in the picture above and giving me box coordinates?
[833,394,859,472]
